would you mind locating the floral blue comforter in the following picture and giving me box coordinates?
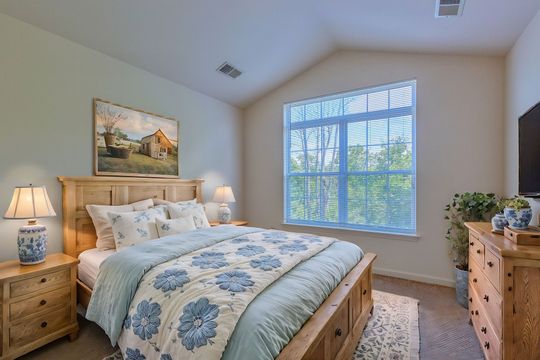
[87,226,336,360]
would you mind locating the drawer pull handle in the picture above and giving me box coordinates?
[40,299,47,306]
[363,289,367,295]
[41,321,47,328]
[473,278,478,283]
[335,328,342,337]
[469,268,472,273]
[469,297,472,303]
[487,261,493,267]
[40,278,47,283]
[481,326,487,334]
[470,241,474,246]
[471,310,474,315]
[483,295,489,302]
[475,310,479,315]
[476,249,481,254]
[484,341,490,349]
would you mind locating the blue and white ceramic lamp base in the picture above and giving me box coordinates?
[217,204,232,224]
[17,222,47,265]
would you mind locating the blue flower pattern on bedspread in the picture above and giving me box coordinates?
[192,251,229,269]
[178,297,219,351]
[153,268,190,292]
[215,270,255,292]
[117,229,336,360]
[131,300,161,341]
[235,245,265,257]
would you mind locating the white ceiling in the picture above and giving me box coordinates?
[1,0,539,108]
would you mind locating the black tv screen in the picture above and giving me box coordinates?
[519,102,540,197]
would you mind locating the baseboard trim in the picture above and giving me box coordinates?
[373,266,455,288]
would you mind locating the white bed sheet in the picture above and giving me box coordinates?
[78,248,116,289]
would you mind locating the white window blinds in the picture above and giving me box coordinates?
[284,80,416,234]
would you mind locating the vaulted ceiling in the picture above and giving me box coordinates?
[1,0,539,107]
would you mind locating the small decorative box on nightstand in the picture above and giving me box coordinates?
[0,253,79,359]
[209,220,248,227]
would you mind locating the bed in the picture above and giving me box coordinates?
[58,176,376,360]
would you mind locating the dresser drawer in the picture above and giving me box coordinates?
[469,259,502,337]
[329,301,350,359]
[470,287,501,360]
[9,286,70,322]
[469,233,485,268]
[484,249,501,292]
[9,306,70,348]
[10,268,69,298]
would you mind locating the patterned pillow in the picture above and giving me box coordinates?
[107,206,168,251]
[153,198,197,206]
[156,217,197,237]
[167,203,210,229]
[86,199,154,250]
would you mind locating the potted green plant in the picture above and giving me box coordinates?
[491,198,510,232]
[504,197,532,230]
[445,192,497,308]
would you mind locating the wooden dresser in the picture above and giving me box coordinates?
[466,222,540,360]
[0,253,79,359]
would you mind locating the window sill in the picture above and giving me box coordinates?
[281,222,420,242]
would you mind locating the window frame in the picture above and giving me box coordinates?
[283,80,417,235]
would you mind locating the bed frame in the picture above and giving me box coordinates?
[58,176,376,360]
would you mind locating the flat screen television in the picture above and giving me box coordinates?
[519,101,540,197]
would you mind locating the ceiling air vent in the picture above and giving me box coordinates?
[217,62,242,79]
[435,0,465,17]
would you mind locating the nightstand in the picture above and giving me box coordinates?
[209,220,248,227]
[0,253,79,359]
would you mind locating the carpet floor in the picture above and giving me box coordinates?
[19,275,484,360]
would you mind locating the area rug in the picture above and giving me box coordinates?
[104,290,419,360]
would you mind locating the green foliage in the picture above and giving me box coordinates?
[494,198,511,214]
[506,197,530,211]
[444,192,497,270]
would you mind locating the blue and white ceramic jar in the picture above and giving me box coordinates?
[491,213,509,232]
[504,207,533,230]
[17,224,47,265]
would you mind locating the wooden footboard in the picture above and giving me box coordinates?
[277,252,377,360]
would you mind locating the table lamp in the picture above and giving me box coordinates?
[4,185,56,265]
[213,185,236,224]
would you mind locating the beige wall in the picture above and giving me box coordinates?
[0,14,243,261]
[244,50,505,286]
[505,9,540,219]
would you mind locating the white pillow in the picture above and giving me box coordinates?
[156,217,196,237]
[153,198,197,206]
[167,203,210,229]
[108,206,168,251]
[86,199,154,250]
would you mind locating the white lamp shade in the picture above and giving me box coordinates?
[213,186,236,204]
[4,185,56,219]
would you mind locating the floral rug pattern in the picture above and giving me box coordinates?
[104,290,419,360]
[354,290,420,360]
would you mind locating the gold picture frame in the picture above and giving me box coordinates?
[94,98,179,178]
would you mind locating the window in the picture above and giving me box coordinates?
[284,80,416,234]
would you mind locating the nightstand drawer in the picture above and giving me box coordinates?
[9,286,70,321]
[9,306,70,348]
[10,268,69,298]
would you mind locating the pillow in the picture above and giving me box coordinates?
[86,199,154,250]
[108,206,168,251]
[153,198,197,206]
[167,203,210,229]
[156,217,196,237]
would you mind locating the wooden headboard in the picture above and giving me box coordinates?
[58,176,204,258]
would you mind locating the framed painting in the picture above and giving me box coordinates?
[94,98,179,178]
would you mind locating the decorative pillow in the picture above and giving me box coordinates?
[108,206,168,251]
[86,199,154,250]
[156,217,197,237]
[153,198,197,206]
[167,203,210,229]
